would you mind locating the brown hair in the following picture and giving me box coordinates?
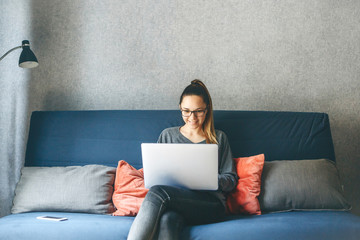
[179,79,217,144]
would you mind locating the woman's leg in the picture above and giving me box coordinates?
[156,211,184,240]
[127,185,225,240]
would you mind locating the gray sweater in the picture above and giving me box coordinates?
[157,127,238,206]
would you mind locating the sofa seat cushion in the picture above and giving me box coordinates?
[181,211,360,240]
[2,211,359,240]
[0,212,133,240]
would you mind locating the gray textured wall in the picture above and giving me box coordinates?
[0,1,32,217]
[1,0,359,216]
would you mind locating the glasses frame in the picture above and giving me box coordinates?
[180,108,207,117]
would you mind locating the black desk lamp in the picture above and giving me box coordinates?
[0,40,39,68]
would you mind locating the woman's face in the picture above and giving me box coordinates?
[180,95,207,130]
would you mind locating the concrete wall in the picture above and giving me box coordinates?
[0,0,32,217]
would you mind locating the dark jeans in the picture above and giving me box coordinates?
[127,185,225,240]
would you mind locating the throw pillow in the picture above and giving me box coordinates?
[258,159,351,213]
[112,160,149,216]
[226,154,265,215]
[11,165,116,214]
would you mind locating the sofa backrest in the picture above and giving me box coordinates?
[25,110,335,169]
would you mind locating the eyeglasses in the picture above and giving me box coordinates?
[180,109,207,117]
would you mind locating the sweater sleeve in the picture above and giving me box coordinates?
[217,130,238,192]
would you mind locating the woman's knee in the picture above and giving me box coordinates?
[149,185,176,197]
[146,185,173,203]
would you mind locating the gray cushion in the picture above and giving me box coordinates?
[11,165,116,214]
[259,159,351,213]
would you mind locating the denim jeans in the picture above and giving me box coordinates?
[127,185,226,240]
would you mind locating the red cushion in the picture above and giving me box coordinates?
[112,160,148,216]
[226,154,265,215]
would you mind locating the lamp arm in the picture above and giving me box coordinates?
[0,46,22,62]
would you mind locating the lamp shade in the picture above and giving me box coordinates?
[19,40,39,68]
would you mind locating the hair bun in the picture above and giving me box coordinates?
[191,79,204,86]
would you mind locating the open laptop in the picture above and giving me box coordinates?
[141,143,218,190]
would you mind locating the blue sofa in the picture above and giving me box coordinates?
[0,110,359,240]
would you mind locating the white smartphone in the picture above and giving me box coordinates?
[36,216,68,221]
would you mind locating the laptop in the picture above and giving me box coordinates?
[141,143,218,190]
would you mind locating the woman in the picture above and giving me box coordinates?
[127,80,237,240]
